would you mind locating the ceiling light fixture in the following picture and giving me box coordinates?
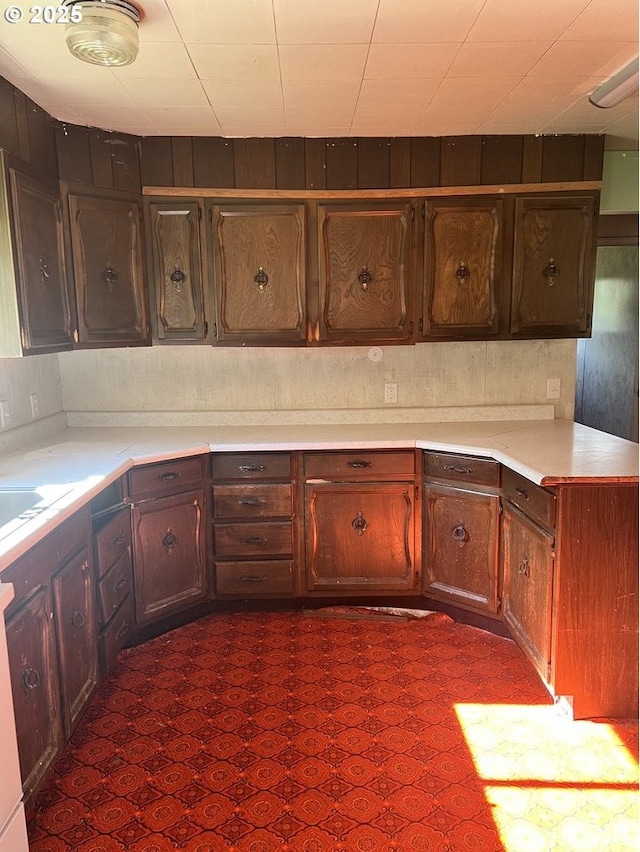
[63,0,141,67]
[588,56,639,109]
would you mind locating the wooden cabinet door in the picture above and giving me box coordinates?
[318,202,413,343]
[68,192,149,345]
[132,489,207,624]
[422,197,505,339]
[211,203,306,343]
[8,168,73,352]
[52,547,99,738]
[424,484,500,613]
[6,586,63,802]
[305,482,416,592]
[502,503,555,683]
[511,194,597,337]
[146,199,210,342]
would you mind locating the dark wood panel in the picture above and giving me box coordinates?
[389,137,411,188]
[480,135,523,184]
[358,138,390,189]
[304,138,326,189]
[140,136,174,186]
[193,136,235,187]
[13,89,30,163]
[326,138,358,189]
[542,135,584,182]
[441,136,482,186]
[171,137,194,187]
[110,132,141,192]
[275,137,306,189]
[55,123,93,184]
[233,138,276,188]
[0,77,19,156]
[522,135,543,183]
[410,137,440,187]
[597,212,639,246]
[582,134,605,181]
[89,130,114,188]
[26,99,58,179]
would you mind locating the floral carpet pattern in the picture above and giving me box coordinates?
[28,611,638,851]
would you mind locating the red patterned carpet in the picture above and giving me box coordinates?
[27,611,638,851]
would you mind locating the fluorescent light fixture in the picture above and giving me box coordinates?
[63,0,141,67]
[589,56,639,109]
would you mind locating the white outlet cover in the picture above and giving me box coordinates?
[368,346,383,362]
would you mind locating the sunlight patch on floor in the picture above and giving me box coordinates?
[455,703,639,852]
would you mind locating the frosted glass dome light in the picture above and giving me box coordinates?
[64,0,140,67]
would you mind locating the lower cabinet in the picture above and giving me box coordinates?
[304,451,419,593]
[129,456,208,625]
[423,452,501,615]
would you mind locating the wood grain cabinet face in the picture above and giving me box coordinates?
[318,202,413,343]
[511,194,597,337]
[68,192,149,346]
[146,199,209,342]
[5,586,63,803]
[210,203,306,343]
[52,547,99,739]
[422,197,506,339]
[7,167,73,353]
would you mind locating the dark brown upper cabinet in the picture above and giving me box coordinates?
[66,187,149,347]
[510,193,597,337]
[145,198,210,343]
[317,201,415,344]
[209,202,306,345]
[4,163,74,354]
[421,196,508,340]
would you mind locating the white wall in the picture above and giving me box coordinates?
[58,338,576,425]
[0,354,65,444]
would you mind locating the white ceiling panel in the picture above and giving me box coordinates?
[0,0,636,145]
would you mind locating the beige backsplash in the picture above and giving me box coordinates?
[0,339,576,445]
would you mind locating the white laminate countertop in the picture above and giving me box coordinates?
[0,419,637,571]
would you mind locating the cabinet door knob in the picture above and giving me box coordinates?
[452,523,468,547]
[358,266,372,290]
[443,464,472,475]
[159,471,180,482]
[240,536,268,545]
[113,532,126,547]
[103,266,118,290]
[22,666,41,691]
[347,459,372,469]
[238,463,266,473]
[240,574,268,583]
[71,610,86,629]
[39,257,51,285]
[254,267,269,293]
[455,261,470,283]
[170,266,185,291]
[515,487,529,500]
[352,512,368,534]
[163,530,178,552]
[238,497,267,506]
[542,258,560,287]
[518,558,531,578]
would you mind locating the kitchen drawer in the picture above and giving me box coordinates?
[215,561,294,596]
[94,507,131,579]
[128,456,203,500]
[304,451,415,480]
[503,467,556,530]
[100,594,133,674]
[214,522,293,558]
[424,451,500,489]
[97,550,133,625]
[211,452,291,481]
[212,484,292,519]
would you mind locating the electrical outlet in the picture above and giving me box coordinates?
[384,382,398,404]
[547,378,561,400]
[30,393,39,419]
[0,400,9,429]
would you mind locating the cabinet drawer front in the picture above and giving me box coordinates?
[503,467,556,530]
[211,452,291,481]
[214,522,293,557]
[215,561,294,596]
[129,456,203,499]
[98,551,134,625]
[213,484,292,519]
[94,507,131,578]
[100,595,134,674]
[305,451,414,479]
[424,452,500,489]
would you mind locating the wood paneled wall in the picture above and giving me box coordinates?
[54,124,141,193]
[0,77,57,180]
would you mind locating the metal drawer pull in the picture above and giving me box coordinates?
[71,610,85,629]
[113,533,126,547]
[238,497,267,506]
[443,464,472,475]
[515,487,529,500]
[22,666,41,691]
[352,512,368,535]
[347,459,372,469]
[238,464,266,473]
[240,574,268,583]
[114,576,128,593]
[240,536,268,545]
[159,471,180,482]
[170,266,185,292]
[518,558,531,578]
[254,267,269,293]
[452,523,468,547]
[115,621,129,640]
